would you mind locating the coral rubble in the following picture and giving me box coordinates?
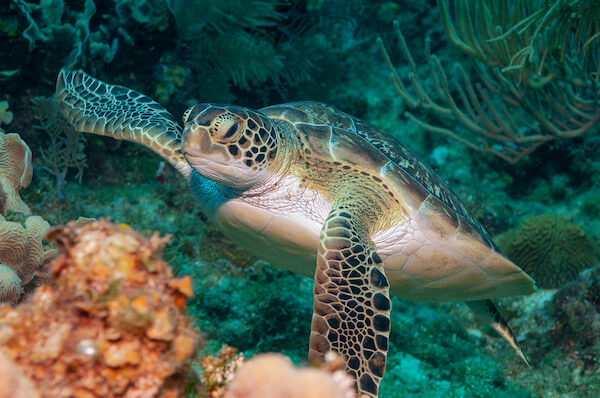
[0,220,199,397]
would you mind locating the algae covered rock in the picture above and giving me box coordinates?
[498,214,598,288]
[0,220,199,397]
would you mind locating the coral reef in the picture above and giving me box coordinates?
[498,214,599,288]
[0,220,199,397]
[224,352,357,398]
[0,131,32,215]
[0,214,56,304]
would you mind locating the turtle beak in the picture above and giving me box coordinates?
[182,124,231,165]
[182,124,216,158]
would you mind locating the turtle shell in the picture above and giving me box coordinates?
[262,101,536,301]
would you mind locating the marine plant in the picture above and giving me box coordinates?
[165,0,321,103]
[498,214,599,288]
[378,0,600,162]
[31,95,86,199]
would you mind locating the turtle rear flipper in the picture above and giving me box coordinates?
[467,299,531,368]
[56,69,191,177]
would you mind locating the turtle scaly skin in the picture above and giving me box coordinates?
[56,70,536,397]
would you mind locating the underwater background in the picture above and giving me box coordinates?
[1,0,600,397]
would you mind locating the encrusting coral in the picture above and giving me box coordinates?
[0,131,33,216]
[0,220,199,397]
[498,214,599,288]
[0,214,56,304]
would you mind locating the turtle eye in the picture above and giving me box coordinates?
[217,118,242,142]
[223,121,239,139]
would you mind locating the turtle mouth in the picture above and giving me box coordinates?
[183,151,253,189]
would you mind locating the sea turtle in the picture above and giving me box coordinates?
[56,69,536,397]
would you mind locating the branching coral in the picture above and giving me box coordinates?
[0,220,199,396]
[0,131,32,215]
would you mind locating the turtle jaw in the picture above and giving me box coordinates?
[182,126,267,191]
[183,152,257,190]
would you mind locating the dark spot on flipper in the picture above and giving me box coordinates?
[370,268,388,288]
[359,374,378,396]
[313,316,328,334]
[376,335,388,351]
[373,293,391,310]
[348,356,360,370]
[368,352,386,378]
[310,333,330,354]
[373,315,390,332]
[327,317,340,329]
[363,336,376,350]
[371,252,382,264]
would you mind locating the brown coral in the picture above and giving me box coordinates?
[499,214,599,288]
[0,220,200,397]
[0,214,55,303]
[0,131,32,216]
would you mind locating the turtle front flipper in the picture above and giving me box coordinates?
[310,207,391,398]
[55,69,191,177]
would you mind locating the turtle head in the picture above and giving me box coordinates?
[181,104,279,190]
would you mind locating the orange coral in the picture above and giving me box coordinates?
[0,220,200,397]
[0,131,32,216]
